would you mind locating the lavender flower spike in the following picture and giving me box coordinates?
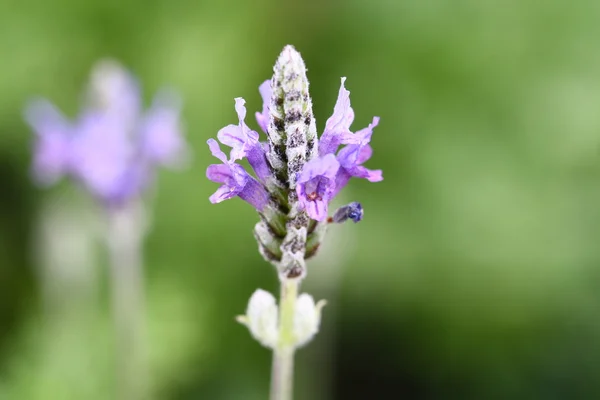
[206,139,269,211]
[205,45,384,400]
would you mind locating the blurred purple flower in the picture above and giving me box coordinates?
[25,100,72,186]
[140,90,186,166]
[25,60,187,208]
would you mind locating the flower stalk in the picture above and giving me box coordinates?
[106,202,148,400]
[270,279,299,400]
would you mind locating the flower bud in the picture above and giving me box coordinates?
[294,294,326,348]
[236,289,279,349]
[237,289,326,349]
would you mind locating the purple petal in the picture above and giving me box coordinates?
[207,139,228,163]
[234,97,247,123]
[262,141,270,153]
[336,144,360,169]
[325,78,354,133]
[349,166,383,182]
[319,77,355,156]
[298,153,340,184]
[88,60,141,125]
[339,116,380,146]
[356,144,373,165]
[208,162,247,202]
[331,170,352,199]
[237,174,269,211]
[209,185,238,203]
[217,98,260,161]
[304,198,328,222]
[207,161,269,211]
[69,111,135,202]
[206,163,233,184]
[25,100,72,185]
[296,154,340,221]
[331,164,383,199]
[336,117,379,168]
[255,80,271,134]
[217,124,247,159]
[140,91,186,165]
[246,143,271,183]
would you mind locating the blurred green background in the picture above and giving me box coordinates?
[2,0,600,398]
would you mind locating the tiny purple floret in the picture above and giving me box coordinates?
[295,78,383,219]
[206,139,269,211]
[332,116,383,197]
[217,98,270,182]
[296,154,340,221]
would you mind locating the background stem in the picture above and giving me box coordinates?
[106,202,148,400]
[270,279,299,400]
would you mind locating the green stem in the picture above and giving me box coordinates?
[270,279,299,400]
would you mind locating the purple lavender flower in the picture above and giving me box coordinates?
[208,48,383,399]
[25,60,186,208]
[218,98,259,161]
[206,139,269,211]
[217,98,270,182]
[206,95,275,211]
[294,78,382,220]
[296,154,339,222]
[332,116,383,197]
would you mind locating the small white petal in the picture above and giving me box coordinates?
[293,293,326,347]
[244,289,279,348]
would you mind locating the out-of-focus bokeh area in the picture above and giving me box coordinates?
[2,0,600,398]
